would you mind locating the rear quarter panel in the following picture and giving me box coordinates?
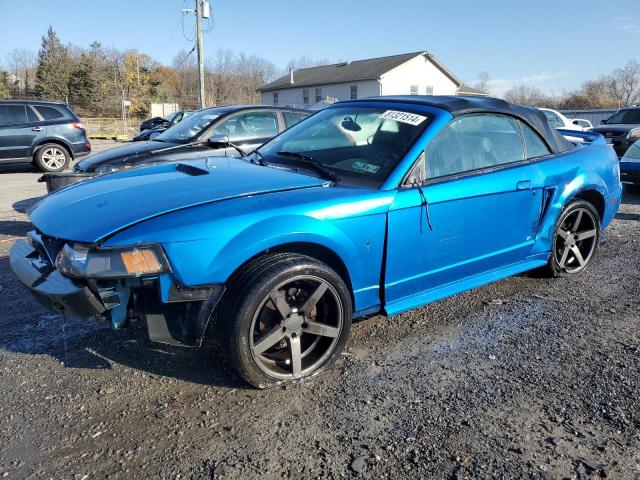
[31,122,88,157]
[530,142,621,255]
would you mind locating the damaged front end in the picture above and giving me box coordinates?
[10,231,224,347]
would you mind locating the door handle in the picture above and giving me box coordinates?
[516,180,532,190]
[31,127,43,132]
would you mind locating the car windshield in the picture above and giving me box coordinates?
[155,109,221,143]
[606,109,640,125]
[163,112,179,122]
[623,142,640,160]
[257,106,431,185]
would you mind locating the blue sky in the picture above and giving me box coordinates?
[1,0,638,95]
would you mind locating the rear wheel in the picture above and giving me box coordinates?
[545,200,600,277]
[34,144,70,172]
[223,254,352,388]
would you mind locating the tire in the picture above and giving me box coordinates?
[544,199,600,277]
[34,144,70,172]
[222,253,352,388]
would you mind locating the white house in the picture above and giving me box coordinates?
[258,51,485,107]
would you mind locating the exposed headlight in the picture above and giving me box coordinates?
[95,164,122,174]
[627,128,640,141]
[55,243,168,278]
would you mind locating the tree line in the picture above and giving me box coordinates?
[0,27,295,118]
[2,26,639,118]
[476,61,640,109]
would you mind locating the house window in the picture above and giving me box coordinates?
[425,86,434,95]
[315,87,322,103]
[350,85,357,100]
[303,89,309,105]
[273,92,278,105]
[410,85,419,95]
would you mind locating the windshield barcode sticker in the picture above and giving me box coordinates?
[378,110,427,126]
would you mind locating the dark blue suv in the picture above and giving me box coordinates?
[0,100,91,172]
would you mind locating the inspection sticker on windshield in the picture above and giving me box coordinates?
[352,161,380,174]
[378,110,427,126]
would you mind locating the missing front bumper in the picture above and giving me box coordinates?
[10,238,225,347]
[10,239,105,317]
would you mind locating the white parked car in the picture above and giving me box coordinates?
[538,108,593,131]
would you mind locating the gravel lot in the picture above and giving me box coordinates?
[1,149,639,479]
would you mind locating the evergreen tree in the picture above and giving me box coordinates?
[35,26,71,101]
[0,71,11,98]
[68,53,97,108]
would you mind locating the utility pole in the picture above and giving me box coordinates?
[195,0,206,109]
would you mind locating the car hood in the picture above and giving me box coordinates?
[75,140,178,171]
[30,158,329,243]
[592,124,638,134]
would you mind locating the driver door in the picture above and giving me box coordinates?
[384,114,544,311]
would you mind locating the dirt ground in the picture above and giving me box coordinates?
[0,150,639,479]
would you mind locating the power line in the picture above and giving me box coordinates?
[156,13,183,61]
[173,44,197,70]
[181,1,196,42]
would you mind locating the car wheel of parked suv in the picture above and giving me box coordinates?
[35,144,70,172]
[223,253,352,388]
[546,199,600,277]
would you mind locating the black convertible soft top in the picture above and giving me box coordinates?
[350,95,575,154]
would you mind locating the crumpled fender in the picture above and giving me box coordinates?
[157,212,386,312]
[532,166,617,256]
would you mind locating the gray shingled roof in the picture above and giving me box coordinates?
[457,85,488,96]
[259,51,461,92]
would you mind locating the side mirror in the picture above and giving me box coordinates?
[403,152,426,187]
[208,134,230,149]
[572,120,579,125]
[600,119,607,124]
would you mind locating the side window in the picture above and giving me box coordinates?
[0,105,28,125]
[282,112,308,129]
[26,107,39,123]
[212,111,279,142]
[34,105,65,120]
[519,121,551,159]
[542,110,563,129]
[424,114,525,179]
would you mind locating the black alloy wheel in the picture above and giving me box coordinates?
[223,254,352,388]
[548,200,600,276]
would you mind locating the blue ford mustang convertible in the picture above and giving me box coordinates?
[11,96,621,388]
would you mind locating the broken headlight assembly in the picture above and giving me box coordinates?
[94,164,123,174]
[55,243,169,279]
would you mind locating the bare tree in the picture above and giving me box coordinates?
[285,56,331,72]
[607,61,640,107]
[208,48,236,106]
[504,85,550,106]
[5,48,36,93]
[475,71,491,94]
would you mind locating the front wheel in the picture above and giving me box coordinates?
[545,200,600,277]
[223,254,352,388]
